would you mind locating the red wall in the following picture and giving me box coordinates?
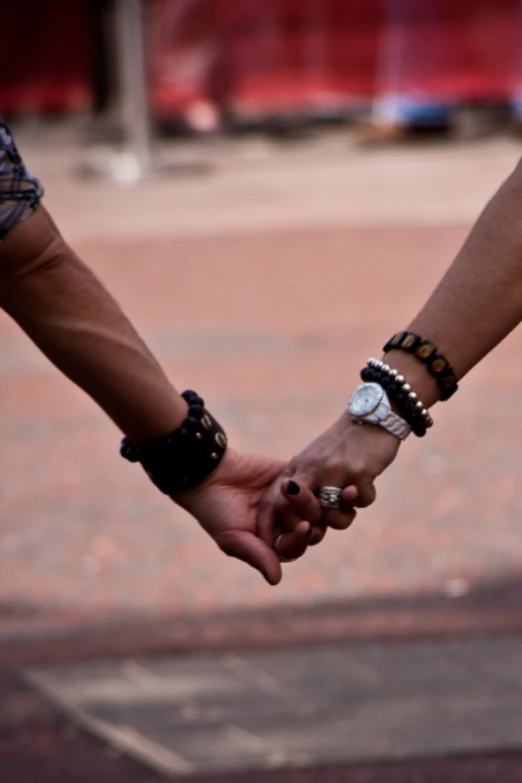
[149,0,522,118]
[0,1,93,114]
[2,1,520,118]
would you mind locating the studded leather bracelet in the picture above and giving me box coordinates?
[383,331,458,401]
[120,390,228,495]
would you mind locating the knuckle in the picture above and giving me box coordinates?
[356,495,373,509]
[323,458,343,477]
[347,459,368,482]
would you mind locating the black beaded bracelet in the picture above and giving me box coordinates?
[120,390,228,495]
[361,359,433,437]
[361,368,426,436]
[369,358,433,432]
[383,331,458,401]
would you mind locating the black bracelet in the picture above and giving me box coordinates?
[383,331,458,401]
[369,358,433,433]
[361,368,426,436]
[361,359,433,437]
[120,390,228,495]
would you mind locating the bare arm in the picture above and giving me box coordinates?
[0,206,188,443]
[386,159,522,406]
[0,205,300,583]
[259,159,522,546]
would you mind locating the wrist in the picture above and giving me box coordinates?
[121,390,228,496]
[336,410,403,448]
[171,448,235,508]
[127,396,189,445]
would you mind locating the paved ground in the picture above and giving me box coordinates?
[3,127,522,633]
[12,122,521,242]
[4,671,522,783]
[3,124,522,779]
[24,636,522,777]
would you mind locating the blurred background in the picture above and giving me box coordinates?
[4,2,522,782]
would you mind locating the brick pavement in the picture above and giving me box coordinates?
[2,129,522,637]
[4,670,522,783]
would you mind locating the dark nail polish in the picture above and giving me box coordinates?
[287,480,301,496]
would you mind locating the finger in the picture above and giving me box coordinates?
[323,507,357,531]
[276,509,309,535]
[342,485,359,506]
[265,478,321,556]
[352,480,377,509]
[320,483,359,531]
[307,522,327,547]
[256,483,317,550]
[274,520,312,562]
[280,479,322,525]
[218,530,282,586]
[256,482,284,548]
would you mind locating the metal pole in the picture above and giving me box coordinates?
[115,0,152,175]
[79,0,209,183]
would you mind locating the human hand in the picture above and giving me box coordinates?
[257,414,401,554]
[172,449,311,586]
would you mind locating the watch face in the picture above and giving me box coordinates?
[349,383,384,417]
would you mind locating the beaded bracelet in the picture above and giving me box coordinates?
[368,358,433,431]
[383,331,458,401]
[361,364,429,437]
[120,390,228,495]
[361,359,433,437]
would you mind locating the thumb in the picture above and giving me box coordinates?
[217,530,283,586]
[281,479,322,524]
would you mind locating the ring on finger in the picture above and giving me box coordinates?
[274,533,299,564]
[319,486,343,509]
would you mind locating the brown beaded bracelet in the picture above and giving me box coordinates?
[383,331,458,401]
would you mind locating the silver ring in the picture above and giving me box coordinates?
[274,534,298,563]
[319,486,343,509]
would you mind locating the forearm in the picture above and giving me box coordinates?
[0,207,187,443]
[385,159,522,407]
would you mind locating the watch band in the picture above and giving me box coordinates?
[379,408,411,440]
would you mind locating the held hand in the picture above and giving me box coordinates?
[257,414,401,555]
[172,449,311,586]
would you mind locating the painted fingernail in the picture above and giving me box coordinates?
[287,480,301,496]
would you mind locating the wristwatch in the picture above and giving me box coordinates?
[348,382,411,440]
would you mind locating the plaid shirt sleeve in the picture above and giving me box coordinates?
[0,118,43,240]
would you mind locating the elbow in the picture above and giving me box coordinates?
[0,207,65,284]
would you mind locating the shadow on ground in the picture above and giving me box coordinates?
[3,570,522,668]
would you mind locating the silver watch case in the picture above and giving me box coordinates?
[348,383,411,440]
